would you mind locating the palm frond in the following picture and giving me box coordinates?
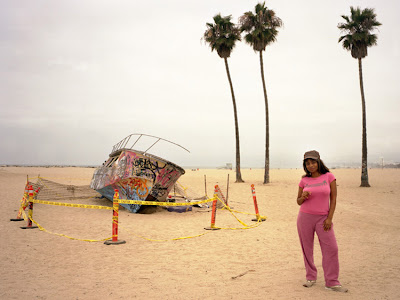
[203,13,241,58]
[337,6,381,59]
[239,2,282,52]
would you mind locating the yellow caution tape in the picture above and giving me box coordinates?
[214,196,267,230]
[28,216,112,242]
[119,197,214,206]
[21,210,28,221]
[116,221,210,242]
[215,197,249,227]
[111,196,266,242]
[128,231,210,242]
[30,197,213,209]
[17,189,265,243]
[32,199,113,210]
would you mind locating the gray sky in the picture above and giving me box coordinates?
[1,0,399,169]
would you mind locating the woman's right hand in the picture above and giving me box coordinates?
[302,191,311,200]
[297,187,311,205]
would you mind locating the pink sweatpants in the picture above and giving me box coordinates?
[297,211,341,287]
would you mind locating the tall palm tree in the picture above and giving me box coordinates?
[203,14,244,183]
[338,7,381,187]
[239,2,282,184]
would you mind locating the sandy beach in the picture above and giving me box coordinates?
[1,166,399,299]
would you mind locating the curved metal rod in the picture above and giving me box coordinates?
[144,138,161,154]
[112,133,190,154]
[131,135,142,149]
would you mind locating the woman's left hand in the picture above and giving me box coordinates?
[323,218,333,231]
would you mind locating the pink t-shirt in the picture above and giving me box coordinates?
[298,172,336,215]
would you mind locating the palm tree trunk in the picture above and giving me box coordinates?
[259,51,270,184]
[224,57,244,183]
[358,57,370,187]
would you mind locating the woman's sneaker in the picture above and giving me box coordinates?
[303,280,316,288]
[325,285,348,293]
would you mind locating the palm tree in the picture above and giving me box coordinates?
[203,14,244,183]
[239,2,282,184]
[338,7,381,187]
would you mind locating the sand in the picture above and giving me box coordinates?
[0,166,399,299]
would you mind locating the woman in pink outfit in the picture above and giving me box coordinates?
[296,150,348,293]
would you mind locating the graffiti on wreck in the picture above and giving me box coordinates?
[150,184,169,199]
[157,168,181,187]
[91,149,185,208]
[90,152,180,194]
[91,167,114,190]
[132,157,165,181]
[113,182,142,213]
[117,155,127,178]
[117,177,150,200]
[106,163,122,187]
[90,133,188,213]
[133,157,161,172]
[120,151,165,182]
[149,167,182,199]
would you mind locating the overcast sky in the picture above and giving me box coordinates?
[1,0,399,169]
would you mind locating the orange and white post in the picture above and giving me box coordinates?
[20,185,39,229]
[104,189,126,245]
[251,184,266,222]
[10,183,29,222]
[204,186,220,230]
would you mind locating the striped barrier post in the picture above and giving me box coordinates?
[251,184,266,222]
[204,186,220,230]
[10,183,29,222]
[33,186,41,197]
[20,185,39,229]
[104,189,126,245]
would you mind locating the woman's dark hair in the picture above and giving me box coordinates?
[303,158,330,177]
